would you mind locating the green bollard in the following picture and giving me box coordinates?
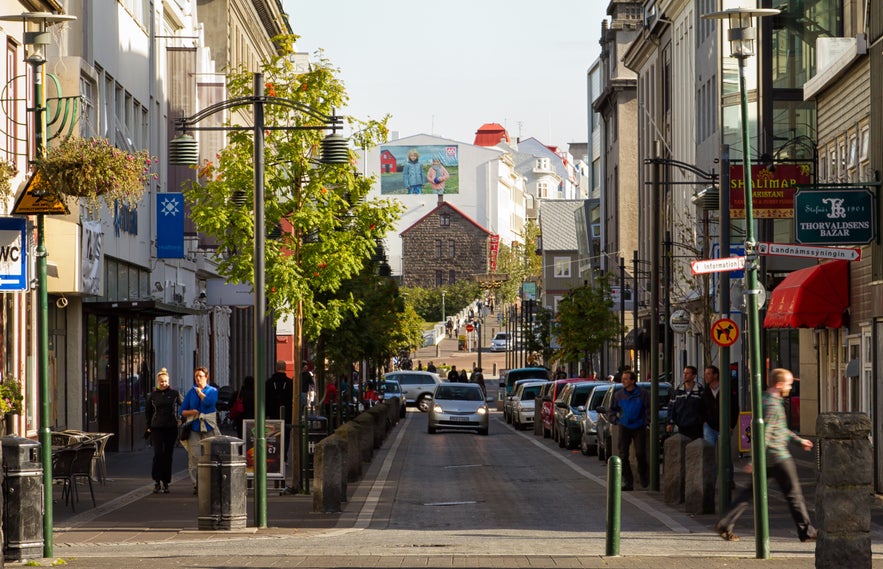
[606,456,622,557]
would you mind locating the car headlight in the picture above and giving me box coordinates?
[477,406,488,415]
[433,404,443,413]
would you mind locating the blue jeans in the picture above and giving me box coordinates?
[704,423,719,445]
[408,185,423,194]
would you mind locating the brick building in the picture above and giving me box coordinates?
[401,196,494,288]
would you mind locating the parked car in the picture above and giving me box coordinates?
[504,378,548,423]
[490,332,511,352]
[510,380,549,430]
[595,381,672,461]
[540,378,584,438]
[427,382,489,436]
[553,380,607,449]
[380,378,407,418]
[578,383,614,455]
[500,366,551,397]
[384,371,442,412]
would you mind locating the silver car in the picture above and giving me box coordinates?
[511,380,548,430]
[384,371,442,412]
[427,383,489,436]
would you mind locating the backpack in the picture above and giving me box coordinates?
[216,385,235,411]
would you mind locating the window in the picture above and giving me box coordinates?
[860,127,870,162]
[435,240,441,257]
[439,213,450,227]
[537,158,549,170]
[847,135,858,169]
[449,270,456,284]
[554,257,571,278]
[537,182,548,198]
[448,240,455,257]
[435,270,443,286]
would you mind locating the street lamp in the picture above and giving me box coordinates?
[704,7,780,559]
[169,72,348,528]
[441,290,446,324]
[0,11,76,558]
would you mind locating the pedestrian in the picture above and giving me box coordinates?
[459,368,468,383]
[701,365,739,444]
[417,360,423,371]
[180,367,219,495]
[266,361,293,424]
[666,366,704,440]
[231,376,255,439]
[555,366,567,379]
[715,368,817,542]
[301,362,316,407]
[322,379,338,419]
[145,368,182,494]
[447,365,459,382]
[607,370,650,491]
[427,361,437,373]
[472,367,486,396]
[402,149,426,194]
[446,318,454,338]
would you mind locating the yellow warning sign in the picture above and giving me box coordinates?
[12,171,69,215]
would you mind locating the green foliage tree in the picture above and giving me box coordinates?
[183,37,402,341]
[495,219,542,304]
[402,280,481,323]
[526,304,557,367]
[556,274,623,375]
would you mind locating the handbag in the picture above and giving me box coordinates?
[179,420,194,442]
[229,396,245,420]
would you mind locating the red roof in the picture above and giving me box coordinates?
[400,201,493,237]
[473,123,510,146]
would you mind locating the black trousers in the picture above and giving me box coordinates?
[149,425,178,485]
[718,456,814,539]
[617,425,648,488]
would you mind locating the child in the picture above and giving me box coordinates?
[402,149,425,194]
[427,159,450,194]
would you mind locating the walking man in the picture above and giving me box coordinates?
[715,368,817,542]
[607,370,650,491]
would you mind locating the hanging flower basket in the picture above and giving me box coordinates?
[0,161,17,201]
[0,378,23,417]
[34,136,157,212]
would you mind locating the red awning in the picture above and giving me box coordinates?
[763,260,849,329]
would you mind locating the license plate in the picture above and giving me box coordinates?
[449,416,469,422]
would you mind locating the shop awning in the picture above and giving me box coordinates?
[623,327,647,350]
[84,299,203,318]
[763,260,849,329]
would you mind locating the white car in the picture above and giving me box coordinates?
[490,332,510,352]
[511,380,549,430]
[384,371,442,412]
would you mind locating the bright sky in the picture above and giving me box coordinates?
[284,1,608,149]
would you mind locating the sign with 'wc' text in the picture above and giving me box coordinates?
[794,187,875,245]
[0,218,27,291]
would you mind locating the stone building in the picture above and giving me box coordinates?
[401,197,493,288]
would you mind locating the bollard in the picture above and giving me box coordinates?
[197,436,246,530]
[606,455,621,557]
[2,436,43,561]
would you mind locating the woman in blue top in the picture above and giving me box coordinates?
[180,366,218,494]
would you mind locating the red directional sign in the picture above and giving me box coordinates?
[711,318,739,347]
[691,256,745,275]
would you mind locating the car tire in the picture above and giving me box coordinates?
[428,425,437,434]
[564,429,574,450]
[557,428,566,448]
[478,428,489,436]
[580,436,591,456]
[513,418,520,430]
[542,425,550,438]
[597,440,607,461]
[417,395,431,413]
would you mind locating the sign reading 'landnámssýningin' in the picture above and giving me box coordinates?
[794,187,875,245]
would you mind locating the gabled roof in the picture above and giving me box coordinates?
[400,200,493,237]
[538,199,584,250]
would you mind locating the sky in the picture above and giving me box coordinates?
[284,1,608,149]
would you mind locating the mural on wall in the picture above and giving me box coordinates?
[380,144,459,195]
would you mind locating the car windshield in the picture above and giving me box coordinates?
[435,386,483,401]
[383,381,401,393]
[521,385,542,399]
[588,387,609,409]
[572,389,590,407]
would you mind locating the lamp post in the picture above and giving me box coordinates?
[441,290,446,324]
[169,72,348,528]
[0,11,76,558]
[704,8,779,559]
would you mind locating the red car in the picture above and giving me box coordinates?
[540,378,584,438]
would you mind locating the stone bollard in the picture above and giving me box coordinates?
[533,396,544,436]
[353,414,375,462]
[815,413,872,569]
[368,406,386,448]
[684,438,716,514]
[663,434,689,504]
[336,424,362,482]
[312,435,345,513]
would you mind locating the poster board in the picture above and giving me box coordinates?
[738,411,753,453]
[243,419,285,481]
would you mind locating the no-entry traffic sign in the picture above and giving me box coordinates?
[691,256,745,275]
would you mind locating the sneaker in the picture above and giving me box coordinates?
[193,486,198,495]
[715,522,739,542]
[799,526,818,542]
[153,482,162,494]
[161,483,170,494]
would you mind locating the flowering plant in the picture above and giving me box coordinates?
[0,378,23,416]
[34,136,157,212]
[0,161,17,200]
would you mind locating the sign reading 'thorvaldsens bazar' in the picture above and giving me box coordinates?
[794,187,875,245]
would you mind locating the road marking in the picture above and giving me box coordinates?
[509,418,693,534]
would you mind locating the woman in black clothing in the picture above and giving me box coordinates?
[234,376,255,438]
[145,368,182,493]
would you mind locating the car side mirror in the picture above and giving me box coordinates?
[577,405,586,412]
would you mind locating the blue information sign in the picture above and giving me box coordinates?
[0,218,27,291]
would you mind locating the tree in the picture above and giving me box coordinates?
[183,37,402,341]
[495,220,542,304]
[403,281,481,323]
[556,274,623,376]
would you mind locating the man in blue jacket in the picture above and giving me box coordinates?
[608,370,650,490]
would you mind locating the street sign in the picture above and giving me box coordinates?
[794,187,874,244]
[711,318,739,347]
[691,256,745,275]
[11,171,69,215]
[758,242,861,262]
[465,323,475,333]
[0,218,28,291]
[670,309,691,333]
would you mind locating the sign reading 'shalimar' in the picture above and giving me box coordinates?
[794,187,874,245]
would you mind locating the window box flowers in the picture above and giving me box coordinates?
[34,136,157,212]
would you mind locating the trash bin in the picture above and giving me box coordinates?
[2,436,42,561]
[197,435,246,530]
